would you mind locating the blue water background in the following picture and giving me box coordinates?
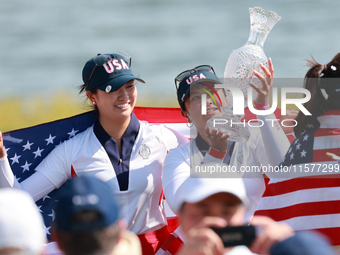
[0,0,339,106]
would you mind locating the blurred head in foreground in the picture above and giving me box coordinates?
[176,177,248,233]
[0,188,46,255]
[53,175,141,255]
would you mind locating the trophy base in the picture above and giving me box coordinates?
[206,117,251,143]
[216,127,250,143]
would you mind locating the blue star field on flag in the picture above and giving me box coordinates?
[280,119,320,167]
[3,111,98,241]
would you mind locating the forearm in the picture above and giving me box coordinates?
[0,156,56,201]
[0,131,5,158]
[256,113,290,167]
[0,156,21,188]
[163,161,190,214]
[20,172,57,201]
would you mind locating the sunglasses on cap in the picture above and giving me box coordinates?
[85,51,132,91]
[174,65,216,90]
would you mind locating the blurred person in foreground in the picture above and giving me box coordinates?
[174,177,335,255]
[52,175,141,255]
[0,188,46,255]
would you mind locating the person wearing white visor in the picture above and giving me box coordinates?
[175,177,334,255]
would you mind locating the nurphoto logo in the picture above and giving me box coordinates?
[200,83,312,129]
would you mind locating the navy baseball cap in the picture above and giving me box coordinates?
[54,175,120,232]
[82,52,145,93]
[175,68,221,110]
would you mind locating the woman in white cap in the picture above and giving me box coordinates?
[0,188,46,255]
[0,52,187,255]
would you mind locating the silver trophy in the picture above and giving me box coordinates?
[207,7,281,143]
[224,6,281,105]
[206,93,250,142]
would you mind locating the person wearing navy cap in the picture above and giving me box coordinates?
[53,175,142,255]
[0,51,187,255]
[162,65,272,225]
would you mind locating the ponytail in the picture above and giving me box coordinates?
[294,55,339,135]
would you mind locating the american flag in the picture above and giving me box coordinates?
[2,107,188,248]
[255,109,340,248]
[3,111,98,240]
[278,116,321,169]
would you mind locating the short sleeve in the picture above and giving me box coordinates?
[149,124,189,151]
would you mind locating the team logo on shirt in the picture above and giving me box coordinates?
[139,144,151,159]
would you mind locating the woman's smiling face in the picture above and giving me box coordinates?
[87,80,137,122]
[183,83,228,131]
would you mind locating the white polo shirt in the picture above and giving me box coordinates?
[36,115,182,234]
[163,127,268,221]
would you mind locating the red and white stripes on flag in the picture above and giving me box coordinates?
[134,107,187,255]
[255,110,340,249]
[134,106,189,139]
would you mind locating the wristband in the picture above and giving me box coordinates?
[253,100,270,110]
[208,147,227,159]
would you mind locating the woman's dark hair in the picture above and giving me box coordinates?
[56,221,120,255]
[78,84,99,113]
[294,53,340,135]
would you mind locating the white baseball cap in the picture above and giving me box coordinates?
[0,188,46,255]
[174,177,249,212]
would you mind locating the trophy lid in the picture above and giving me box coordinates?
[246,7,281,48]
[249,7,282,33]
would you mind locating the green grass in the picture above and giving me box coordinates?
[0,93,178,132]
[1,91,300,132]
[1,93,87,132]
